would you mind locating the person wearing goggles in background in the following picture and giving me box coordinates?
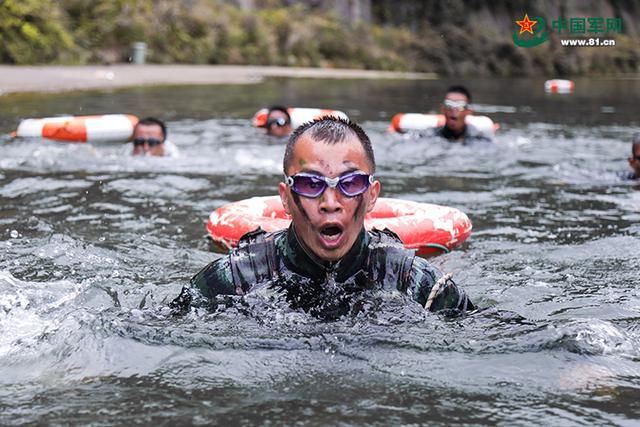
[131,117,179,157]
[435,85,492,145]
[264,105,292,137]
[172,116,475,319]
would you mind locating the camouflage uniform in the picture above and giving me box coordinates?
[175,226,475,319]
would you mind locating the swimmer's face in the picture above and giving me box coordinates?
[132,124,165,156]
[441,91,471,135]
[629,144,640,175]
[278,134,380,261]
[266,110,292,138]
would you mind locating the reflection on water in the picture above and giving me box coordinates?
[0,78,639,424]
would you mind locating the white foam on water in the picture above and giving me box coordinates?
[0,270,85,360]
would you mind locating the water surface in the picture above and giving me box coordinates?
[1,78,639,425]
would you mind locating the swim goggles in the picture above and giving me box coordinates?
[285,171,374,198]
[443,99,469,112]
[267,117,290,127]
[133,137,163,147]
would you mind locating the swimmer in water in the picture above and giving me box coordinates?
[435,85,492,145]
[173,116,475,319]
[263,106,293,138]
[622,133,640,180]
[132,117,167,156]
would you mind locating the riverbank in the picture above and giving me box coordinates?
[0,65,437,96]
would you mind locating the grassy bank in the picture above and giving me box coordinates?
[1,0,639,76]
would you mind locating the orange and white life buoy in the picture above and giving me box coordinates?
[253,107,348,130]
[544,79,574,94]
[389,113,499,135]
[207,196,472,256]
[13,114,139,142]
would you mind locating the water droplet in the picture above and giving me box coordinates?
[10,230,18,238]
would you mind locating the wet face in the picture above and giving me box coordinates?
[440,91,471,135]
[629,144,640,175]
[132,123,165,156]
[278,134,380,261]
[266,110,292,138]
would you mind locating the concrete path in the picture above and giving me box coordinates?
[0,64,436,95]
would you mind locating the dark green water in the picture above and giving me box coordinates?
[1,78,639,425]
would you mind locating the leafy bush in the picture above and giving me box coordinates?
[0,0,638,76]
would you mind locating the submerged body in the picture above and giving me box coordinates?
[174,226,475,319]
[434,123,493,145]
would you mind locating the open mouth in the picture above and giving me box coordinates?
[319,224,344,243]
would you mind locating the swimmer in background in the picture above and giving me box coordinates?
[622,133,640,180]
[263,106,293,137]
[132,117,178,157]
[435,85,492,145]
[172,116,475,320]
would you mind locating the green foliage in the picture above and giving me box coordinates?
[0,0,638,76]
[0,0,77,64]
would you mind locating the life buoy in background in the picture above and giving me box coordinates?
[12,114,139,142]
[544,79,574,94]
[207,196,472,256]
[253,108,349,129]
[389,113,499,135]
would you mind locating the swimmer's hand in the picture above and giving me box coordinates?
[424,272,476,316]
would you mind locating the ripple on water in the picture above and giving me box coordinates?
[1,86,640,424]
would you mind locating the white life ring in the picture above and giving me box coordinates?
[389,113,498,135]
[13,114,139,142]
[544,79,574,94]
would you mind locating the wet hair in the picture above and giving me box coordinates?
[136,117,167,140]
[446,85,472,103]
[283,116,376,174]
[632,133,640,153]
[267,105,291,123]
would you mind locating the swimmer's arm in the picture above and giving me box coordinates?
[190,257,236,298]
[409,257,476,314]
[169,258,235,312]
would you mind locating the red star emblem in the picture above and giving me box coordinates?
[515,14,537,35]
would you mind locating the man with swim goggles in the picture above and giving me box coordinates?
[174,116,475,319]
[436,85,492,145]
[132,117,167,156]
[264,105,292,138]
